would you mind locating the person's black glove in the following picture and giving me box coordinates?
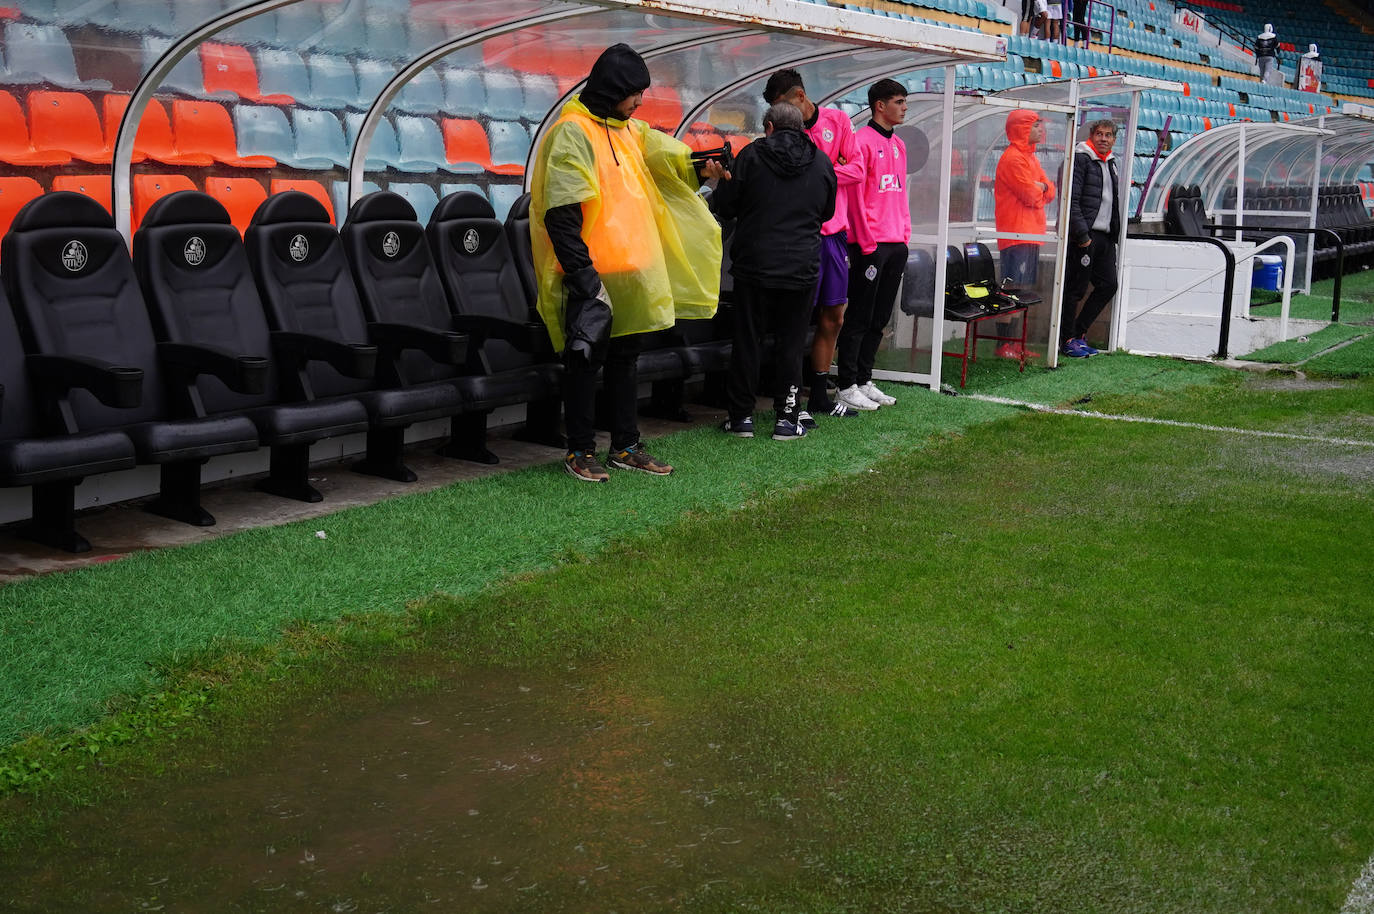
[563,265,613,368]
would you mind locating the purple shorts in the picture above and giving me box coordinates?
[814,231,850,307]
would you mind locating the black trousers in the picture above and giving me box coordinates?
[838,242,907,389]
[1060,230,1118,343]
[564,333,643,453]
[726,279,816,423]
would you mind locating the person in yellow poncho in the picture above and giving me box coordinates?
[531,43,724,483]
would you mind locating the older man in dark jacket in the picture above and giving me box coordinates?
[713,102,836,441]
[1060,118,1120,358]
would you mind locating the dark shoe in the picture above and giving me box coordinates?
[771,418,808,441]
[607,443,673,475]
[722,416,754,438]
[564,449,609,482]
[1061,338,1093,359]
[798,410,818,430]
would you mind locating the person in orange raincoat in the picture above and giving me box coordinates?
[993,108,1055,359]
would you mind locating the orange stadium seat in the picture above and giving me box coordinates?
[685,128,725,152]
[170,100,275,168]
[200,43,295,105]
[206,177,269,236]
[0,90,72,166]
[132,173,197,234]
[27,90,111,164]
[269,179,336,224]
[636,87,684,132]
[441,117,496,172]
[0,176,43,242]
[51,175,113,214]
[103,95,214,167]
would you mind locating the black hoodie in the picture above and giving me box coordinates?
[711,127,836,290]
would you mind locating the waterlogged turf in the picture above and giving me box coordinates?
[2,373,1372,913]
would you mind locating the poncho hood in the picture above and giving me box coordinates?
[581,43,651,120]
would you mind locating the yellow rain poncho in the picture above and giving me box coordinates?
[530,96,722,352]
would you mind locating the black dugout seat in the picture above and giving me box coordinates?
[1,192,259,527]
[900,248,935,317]
[423,190,562,438]
[246,190,471,483]
[133,191,371,503]
[0,286,138,552]
[504,191,537,305]
[342,190,556,464]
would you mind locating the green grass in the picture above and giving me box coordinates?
[3,372,1372,912]
[1251,268,1374,325]
[1303,332,1374,377]
[1241,323,1369,363]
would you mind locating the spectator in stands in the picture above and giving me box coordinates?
[1255,24,1280,85]
[994,109,1055,360]
[714,103,836,441]
[1060,119,1120,359]
[1300,44,1323,93]
[1044,0,1063,42]
[530,43,725,482]
[763,67,863,425]
[836,78,911,412]
[1069,0,1090,48]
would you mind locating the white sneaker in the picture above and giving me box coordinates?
[858,381,896,406]
[837,384,880,411]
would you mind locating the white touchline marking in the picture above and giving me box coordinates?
[962,394,1374,449]
[1340,851,1374,914]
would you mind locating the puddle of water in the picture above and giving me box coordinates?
[2,666,828,912]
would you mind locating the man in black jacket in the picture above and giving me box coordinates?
[1060,119,1120,358]
[713,102,836,441]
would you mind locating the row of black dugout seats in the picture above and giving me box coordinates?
[0,188,732,553]
[1166,183,1374,276]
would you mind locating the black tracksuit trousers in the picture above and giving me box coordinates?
[563,334,644,454]
[838,241,907,390]
[726,279,816,423]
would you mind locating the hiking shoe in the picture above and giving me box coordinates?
[798,410,817,430]
[607,443,673,475]
[722,416,754,438]
[1061,338,1093,358]
[772,418,808,441]
[837,384,880,411]
[564,449,609,482]
[858,381,896,406]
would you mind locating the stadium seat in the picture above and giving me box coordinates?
[330,180,382,229]
[200,42,294,105]
[483,71,525,121]
[289,107,351,169]
[440,117,495,173]
[3,23,111,90]
[487,120,530,175]
[232,104,297,166]
[354,58,393,108]
[304,53,361,109]
[132,173,197,233]
[267,177,335,224]
[503,191,537,305]
[637,86,684,132]
[244,190,469,483]
[0,90,73,165]
[2,191,261,528]
[442,68,486,113]
[256,48,311,105]
[389,182,440,224]
[394,115,455,173]
[0,176,44,242]
[170,99,275,167]
[0,284,138,553]
[141,37,216,98]
[343,112,407,170]
[27,90,111,163]
[488,184,522,221]
[394,67,444,115]
[205,177,269,237]
[519,73,560,120]
[132,191,371,503]
[102,95,213,166]
[51,175,112,214]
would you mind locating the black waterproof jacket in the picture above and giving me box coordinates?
[1254,34,1278,61]
[1066,142,1121,245]
[711,127,836,290]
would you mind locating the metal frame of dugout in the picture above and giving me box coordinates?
[107,0,1003,245]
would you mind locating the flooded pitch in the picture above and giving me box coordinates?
[2,666,830,912]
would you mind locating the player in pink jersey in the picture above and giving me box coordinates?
[836,78,910,412]
[763,68,865,425]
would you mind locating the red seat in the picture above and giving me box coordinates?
[206,177,269,236]
[170,99,275,168]
[269,179,335,224]
[684,129,725,152]
[0,176,44,243]
[441,117,495,171]
[636,87,683,132]
[51,175,113,214]
[103,95,214,166]
[0,90,72,166]
[27,90,110,164]
[132,173,197,234]
[200,43,294,105]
